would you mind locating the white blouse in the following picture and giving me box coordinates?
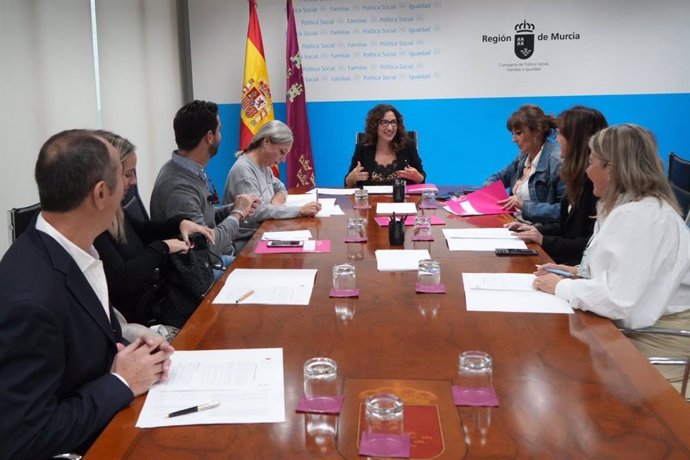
[555,197,690,328]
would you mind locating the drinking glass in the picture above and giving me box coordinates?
[412,216,432,239]
[303,357,339,399]
[417,259,441,287]
[457,351,493,394]
[365,393,404,436]
[420,190,437,208]
[354,188,369,207]
[347,217,366,241]
[332,264,356,290]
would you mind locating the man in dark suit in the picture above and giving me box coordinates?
[0,130,175,459]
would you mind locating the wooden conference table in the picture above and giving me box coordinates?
[88,189,690,459]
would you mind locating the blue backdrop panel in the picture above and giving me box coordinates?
[207,93,690,193]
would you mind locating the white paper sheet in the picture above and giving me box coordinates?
[364,185,393,194]
[284,194,317,206]
[442,228,527,251]
[262,230,313,241]
[136,348,285,428]
[376,202,418,215]
[462,273,573,314]
[314,187,356,196]
[375,249,431,271]
[213,269,317,305]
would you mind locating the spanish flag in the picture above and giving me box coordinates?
[240,0,277,177]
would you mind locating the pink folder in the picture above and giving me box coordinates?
[405,183,439,194]
[444,180,515,216]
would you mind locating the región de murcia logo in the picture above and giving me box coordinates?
[514,20,535,60]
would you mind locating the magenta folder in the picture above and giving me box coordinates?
[255,240,331,254]
[405,183,439,194]
[445,180,515,216]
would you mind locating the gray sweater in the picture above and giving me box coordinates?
[150,158,240,255]
[222,155,301,236]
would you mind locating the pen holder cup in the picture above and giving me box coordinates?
[388,220,405,246]
[392,179,406,202]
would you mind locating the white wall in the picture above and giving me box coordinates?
[0,0,182,256]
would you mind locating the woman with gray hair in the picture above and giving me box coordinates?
[222,120,321,243]
[533,124,690,389]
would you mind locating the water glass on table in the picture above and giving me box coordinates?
[412,216,432,240]
[346,217,367,241]
[303,357,339,400]
[354,188,369,208]
[332,263,356,291]
[417,259,441,287]
[457,351,494,404]
[365,393,404,436]
[420,190,437,208]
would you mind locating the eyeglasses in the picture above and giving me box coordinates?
[378,119,398,128]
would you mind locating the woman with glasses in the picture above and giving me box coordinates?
[223,120,321,244]
[533,124,690,389]
[344,104,426,187]
[485,104,564,223]
[507,106,608,265]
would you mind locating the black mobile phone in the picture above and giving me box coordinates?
[267,240,304,247]
[495,248,539,256]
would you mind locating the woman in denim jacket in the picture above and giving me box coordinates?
[485,104,565,223]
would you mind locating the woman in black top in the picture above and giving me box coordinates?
[508,106,608,265]
[344,104,426,187]
[93,131,214,324]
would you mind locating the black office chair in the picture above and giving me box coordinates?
[620,326,690,400]
[122,184,149,222]
[668,153,690,217]
[7,202,41,243]
[355,130,418,150]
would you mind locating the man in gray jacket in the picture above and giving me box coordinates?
[151,100,259,256]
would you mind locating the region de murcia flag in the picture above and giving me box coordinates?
[240,0,278,177]
[285,0,316,188]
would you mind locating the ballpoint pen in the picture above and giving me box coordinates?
[167,402,221,418]
[541,267,574,278]
[235,289,255,304]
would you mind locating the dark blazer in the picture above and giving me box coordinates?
[94,215,183,323]
[0,226,133,459]
[344,138,426,187]
[536,179,598,265]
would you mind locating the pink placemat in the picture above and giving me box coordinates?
[295,395,345,414]
[452,385,500,407]
[375,215,445,226]
[359,432,411,458]
[406,184,439,194]
[330,288,360,298]
[255,240,331,254]
[415,283,446,293]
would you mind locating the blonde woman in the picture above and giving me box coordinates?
[534,124,690,388]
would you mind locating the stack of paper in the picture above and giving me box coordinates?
[375,249,431,271]
[136,348,285,428]
[364,185,393,194]
[462,273,573,314]
[376,202,418,215]
[442,228,527,251]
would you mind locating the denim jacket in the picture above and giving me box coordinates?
[485,139,564,223]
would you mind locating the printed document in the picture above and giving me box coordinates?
[376,249,431,271]
[213,269,317,305]
[376,202,418,215]
[443,228,527,251]
[463,273,573,314]
[136,348,285,427]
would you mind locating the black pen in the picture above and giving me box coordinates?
[167,401,221,418]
